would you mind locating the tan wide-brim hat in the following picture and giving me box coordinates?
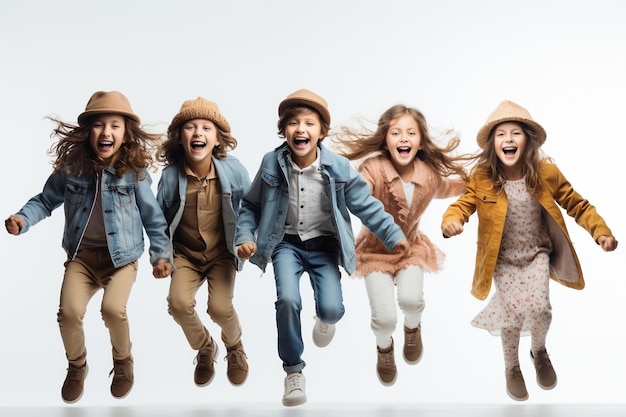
[78,91,140,126]
[476,100,546,149]
[278,89,331,126]
[168,97,231,134]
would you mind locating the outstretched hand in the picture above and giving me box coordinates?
[598,235,618,252]
[5,215,24,235]
[153,260,172,278]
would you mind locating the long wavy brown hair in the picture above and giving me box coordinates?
[157,121,237,165]
[333,104,470,180]
[48,114,161,179]
[474,121,549,193]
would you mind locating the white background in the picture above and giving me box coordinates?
[0,0,624,408]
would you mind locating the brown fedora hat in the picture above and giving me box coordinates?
[278,89,331,126]
[476,100,546,149]
[78,91,140,126]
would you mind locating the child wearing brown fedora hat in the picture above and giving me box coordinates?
[156,97,251,388]
[333,104,470,386]
[235,88,410,406]
[441,100,618,401]
[4,90,173,403]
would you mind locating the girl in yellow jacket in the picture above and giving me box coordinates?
[441,100,617,402]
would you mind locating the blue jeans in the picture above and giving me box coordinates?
[271,236,345,373]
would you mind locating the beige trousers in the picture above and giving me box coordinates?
[58,248,137,366]
[167,254,242,350]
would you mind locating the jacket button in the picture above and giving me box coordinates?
[482,196,487,201]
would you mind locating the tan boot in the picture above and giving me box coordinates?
[225,341,249,386]
[61,362,88,403]
[376,339,397,386]
[403,325,423,364]
[110,356,134,399]
[531,349,557,390]
[194,338,218,386]
[505,365,528,401]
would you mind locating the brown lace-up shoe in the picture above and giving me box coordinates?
[109,356,134,398]
[61,362,88,403]
[194,338,218,386]
[225,341,249,386]
[376,339,397,386]
[505,365,528,401]
[403,325,423,364]
[531,349,557,390]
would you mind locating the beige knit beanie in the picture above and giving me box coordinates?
[168,97,231,134]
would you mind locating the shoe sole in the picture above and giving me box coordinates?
[282,393,307,407]
[506,388,529,401]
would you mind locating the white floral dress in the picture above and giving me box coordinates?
[471,179,553,336]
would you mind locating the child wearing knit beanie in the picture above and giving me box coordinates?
[156,97,251,387]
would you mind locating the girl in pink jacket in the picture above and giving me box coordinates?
[334,104,469,385]
[442,100,618,401]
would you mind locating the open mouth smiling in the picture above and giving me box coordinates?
[503,146,517,156]
[191,141,206,150]
[98,141,114,150]
[397,146,411,154]
[294,137,310,145]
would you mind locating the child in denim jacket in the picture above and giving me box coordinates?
[235,89,409,407]
[5,91,172,403]
[156,97,250,387]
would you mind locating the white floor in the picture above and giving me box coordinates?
[1,404,626,417]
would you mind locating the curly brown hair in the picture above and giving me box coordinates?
[156,121,237,165]
[333,104,470,180]
[474,121,549,193]
[47,114,161,179]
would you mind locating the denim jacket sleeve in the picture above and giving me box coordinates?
[16,170,67,234]
[135,169,171,265]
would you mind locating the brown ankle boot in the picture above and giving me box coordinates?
[505,365,528,401]
[61,362,88,403]
[403,325,423,364]
[194,338,218,386]
[531,349,557,390]
[376,339,397,386]
[110,356,134,398]
[225,341,249,386]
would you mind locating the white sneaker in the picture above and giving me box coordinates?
[312,316,335,347]
[282,372,307,407]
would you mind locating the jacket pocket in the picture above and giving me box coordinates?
[261,172,282,202]
[64,181,88,207]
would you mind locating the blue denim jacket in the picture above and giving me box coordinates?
[235,142,406,274]
[16,166,171,268]
[156,155,251,271]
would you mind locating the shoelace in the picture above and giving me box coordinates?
[285,374,304,391]
[380,349,394,366]
[194,345,215,367]
[109,362,130,380]
[67,365,84,381]
[225,349,248,369]
[406,331,418,347]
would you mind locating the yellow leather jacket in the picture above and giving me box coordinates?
[442,161,614,300]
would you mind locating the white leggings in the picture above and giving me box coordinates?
[364,265,425,349]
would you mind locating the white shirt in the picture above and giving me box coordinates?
[285,151,335,240]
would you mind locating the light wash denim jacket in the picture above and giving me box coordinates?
[156,155,251,271]
[16,166,171,268]
[235,142,407,275]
